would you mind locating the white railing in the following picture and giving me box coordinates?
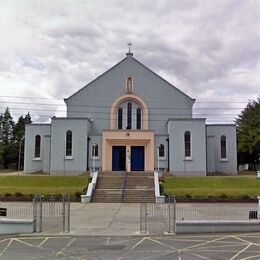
[81,171,98,203]
[154,171,165,204]
[176,206,258,221]
[4,206,33,219]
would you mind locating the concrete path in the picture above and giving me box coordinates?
[70,203,141,236]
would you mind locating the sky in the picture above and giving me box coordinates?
[0,0,259,123]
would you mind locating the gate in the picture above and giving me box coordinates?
[33,195,70,233]
[140,196,176,234]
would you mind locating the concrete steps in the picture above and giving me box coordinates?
[91,172,155,203]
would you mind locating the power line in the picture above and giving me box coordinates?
[0,100,245,110]
[0,95,250,103]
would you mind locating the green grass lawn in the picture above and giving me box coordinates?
[162,176,260,199]
[0,176,89,196]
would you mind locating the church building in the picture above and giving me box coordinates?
[24,46,237,176]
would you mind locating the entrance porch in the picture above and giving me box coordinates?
[102,130,154,172]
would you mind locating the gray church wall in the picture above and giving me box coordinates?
[154,135,169,171]
[89,135,102,171]
[24,124,51,173]
[50,118,90,175]
[206,125,237,175]
[43,135,51,173]
[168,119,207,176]
[65,55,194,135]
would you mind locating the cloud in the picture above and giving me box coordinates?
[0,0,259,123]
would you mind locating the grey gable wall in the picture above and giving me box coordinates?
[65,54,195,135]
[206,125,237,175]
[24,124,51,173]
[50,118,91,175]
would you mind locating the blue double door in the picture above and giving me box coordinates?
[112,146,145,171]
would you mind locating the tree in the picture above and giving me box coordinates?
[236,96,260,170]
[0,108,15,168]
[13,112,32,170]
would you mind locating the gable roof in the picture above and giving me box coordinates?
[65,54,195,102]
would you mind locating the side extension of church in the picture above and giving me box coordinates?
[24,51,237,176]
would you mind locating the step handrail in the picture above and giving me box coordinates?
[154,171,165,204]
[81,171,98,203]
[121,171,128,201]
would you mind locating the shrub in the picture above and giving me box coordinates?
[240,194,250,200]
[74,191,82,197]
[159,182,164,194]
[14,192,23,197]
[220,193,228,199]
[185,193,192,199]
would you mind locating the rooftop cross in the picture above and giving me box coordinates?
[127,42,132,53]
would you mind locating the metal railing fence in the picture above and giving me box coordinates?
[176,206,258,221]
[4,205,33,219]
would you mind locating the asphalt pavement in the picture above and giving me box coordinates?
[1,233,260,259]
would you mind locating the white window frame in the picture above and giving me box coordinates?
[220,135,228,162]
[184,131,192,160]
[91,143,99,159]
[65,130,73,159]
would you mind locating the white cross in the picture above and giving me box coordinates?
[127,42,132,53]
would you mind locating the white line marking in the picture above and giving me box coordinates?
[230,244,252,260]
[0,238,13,256]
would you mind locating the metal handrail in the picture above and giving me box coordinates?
[121,171,128,201]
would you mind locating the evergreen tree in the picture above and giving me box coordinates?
[236,96,260,170]
[0,114,3,166]
[0,108,15,168]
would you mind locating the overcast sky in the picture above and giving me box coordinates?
[0,0,259,123]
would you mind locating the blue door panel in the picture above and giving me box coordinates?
[131,146,145,171]
[112,146,126,171]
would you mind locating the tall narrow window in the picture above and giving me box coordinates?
[34,135,41,158]
[66,130,72,157]
[127,102,132,129]
[159,144,165,158]
[126,77,133,93]
[92,144,98,157]
[184,131,191,158]
[136,108,141,129]
[220,135,227,159]
[118,108,123,129]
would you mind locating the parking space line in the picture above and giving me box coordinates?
[189,252,211,259]
[129,237,146,251]
[180,234,231,252]
[38,237,48,247]
[195,242,248,250]
[231,235,260,247]
[0,238,13,257]
[55,237,75,257]
[147,237,177,251]
[0,238,9,244]
[241,254,260,260]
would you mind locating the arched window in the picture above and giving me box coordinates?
[220,135,227,159]
[184,131,191,158]
[66,130,72,157]
[126,77,133,93]
[118,108,123,129]
[159,144,165,158]
[34,135,41,158]
[92,144,98,157]
[127,102,132,129]
[136,108,141,129]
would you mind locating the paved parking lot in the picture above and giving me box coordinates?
[0,233,260,259]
